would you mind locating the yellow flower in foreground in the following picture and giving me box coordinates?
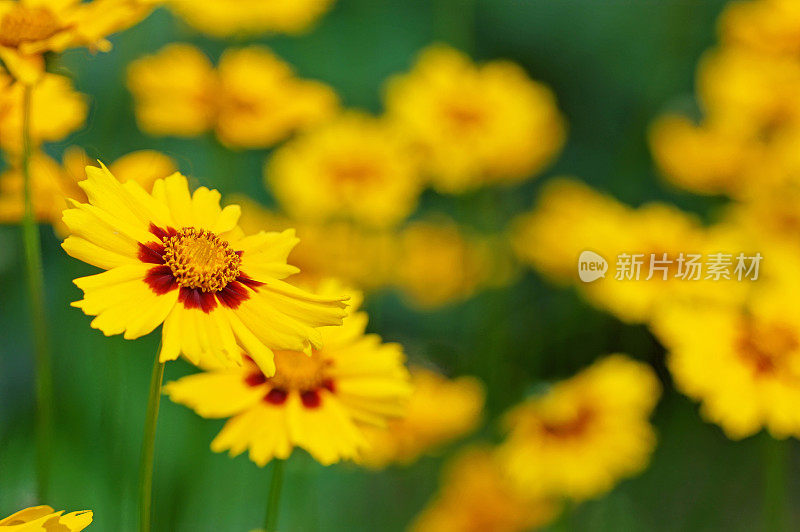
[165,285,411,465]
[127,44,338,149]
[385,44,565,193]
[0,505,92,531]
[0,70,87,152]
[497,355,661,501]
[652,283,800,439]
[0,0,153,83]
[0,147,176,233]
[167,0,336,37]
[266,112,423,228]
[62,166,348,375]
[358,367,484,468]
[411,447,558,532]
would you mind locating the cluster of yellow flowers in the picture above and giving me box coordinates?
[513,0,800,445]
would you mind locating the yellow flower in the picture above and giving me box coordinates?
[165,284,411,466]
[166,0,335,37]
[384,44,565,193]
[648,114,761,196]
[0,505,92,531]
[358,367,485,468]
[61,166,348,375]
[0,147,176,234]
[719,0,800,56]
[0,0,153,83]
[127,44,338,149]
[496,355,661,501]
[393,218,502,308]
[410,447,558,532]
[512,178,748,323]
[266,111,423,228]
[651,282,800,439]
[233,197,397,291]
[0,70,87,152]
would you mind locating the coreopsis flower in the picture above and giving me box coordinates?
[0,147,176,233]
[648,115,760,196]
[393,218,502,308]
[234,197,397,291]
[0,69,87,152]
[411,447,558,532]
[266,112,423,228]
[651,282,800,439]
[511,178,748,323]
[719,0,800,56]
[496,355,661,501]
[165,284,412,465]
[358,367,485,468]
[166,0,336,37]
[61,166,348,375]
[384,44,565,193]
[0,0,153,83]
[0,505,92,531]
[127,44,338,149]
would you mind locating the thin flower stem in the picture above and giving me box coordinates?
[763,436,788,531]
[138,354,165,532]
[21,83,54,503]
[264,459,286,532]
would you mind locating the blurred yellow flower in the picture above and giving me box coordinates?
[165,284,412,466]
[719,0,800,56]
[393,218,504,308]
[233,197,397,291]
[0,0,153,83]
[0,505,92,531]
[166,0,336,37]
[411,447,558,532]
[0,147,176,234]
[358,367,485,468]
[384,44,565,193]
[266,111,423,228]
[62,168,347,375]
[0,70,87,152]
[497,355,660,501]
[127,44,338,149]
[652,282,800,440]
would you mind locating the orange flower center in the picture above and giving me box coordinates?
[737,320,800,377]
[540,406,594,440]
[443,101,485,130]
[0,6,61,47]
[162,228,240,292]
[268,350,330,392]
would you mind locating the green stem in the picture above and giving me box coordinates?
[138,355,165,532]
[21,83,54,503]
[264,460,285,532]
[763,436,788,532]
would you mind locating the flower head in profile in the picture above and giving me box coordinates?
[0,147,176,234]
[0,69,87,152]
[358,367,485,468]
[496,355,661,501]
[165,283,412,466]
[166,0,336,37]
[0,0,153,83]
[62,165,348,375]
[411,447,558,532]
[127,44,338,149]
[652,281,800,439]
[266,111,423,228]
[0,505,92,531]
[384,44,565,193]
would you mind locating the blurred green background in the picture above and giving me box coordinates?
[2,0,791,530]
